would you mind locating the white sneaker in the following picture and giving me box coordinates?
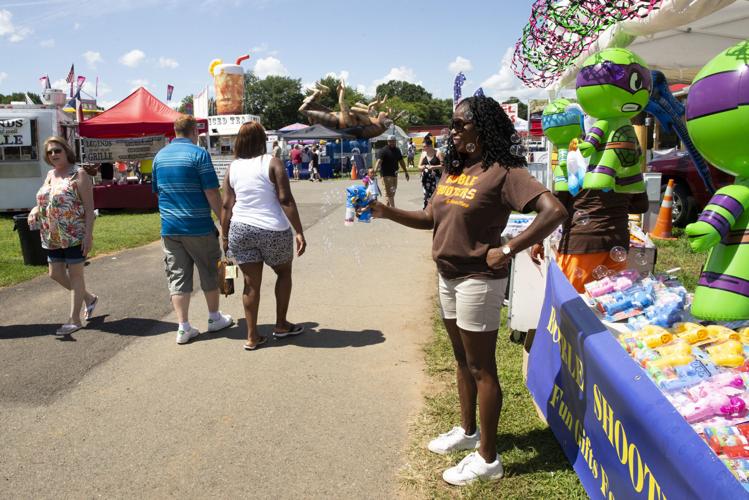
[427,426,480,455]
[442,451,504,486]
[207,312,233,332]
[176,327,200,345]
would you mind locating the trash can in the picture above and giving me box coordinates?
[13,214,48,266]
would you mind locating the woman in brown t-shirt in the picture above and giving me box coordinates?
[368,96,566,485]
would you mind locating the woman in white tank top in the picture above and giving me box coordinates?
[220,122,307,350]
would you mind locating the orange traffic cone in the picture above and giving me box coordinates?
[351,165,358,180]
[650,178,677,240]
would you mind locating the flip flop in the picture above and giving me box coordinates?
[56,323,82,336]
[272,323,304,338]
[243,336,268,351]
[84,295,98,321]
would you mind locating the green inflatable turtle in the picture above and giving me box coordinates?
[685,39,749,321]
[575,48,651,193]
[542,98,584,193]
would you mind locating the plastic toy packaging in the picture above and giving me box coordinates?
[344,185,372,225]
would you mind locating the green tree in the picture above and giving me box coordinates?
[244,73,304,130]
[375,81,432,103]
[177,94,193,115]
[306,75,367,112]
[0,92,42,104]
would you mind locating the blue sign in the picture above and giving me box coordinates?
[527,261,744,499]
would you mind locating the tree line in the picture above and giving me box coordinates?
[178,74,526,131]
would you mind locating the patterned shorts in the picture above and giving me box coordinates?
[228,221,293,267]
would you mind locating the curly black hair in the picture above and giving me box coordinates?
[443,96,526,176]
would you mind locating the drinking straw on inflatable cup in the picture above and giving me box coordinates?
[236,54,250,65]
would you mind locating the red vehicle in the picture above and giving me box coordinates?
[647,150,734,227]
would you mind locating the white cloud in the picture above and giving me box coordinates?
[40,38,55,48]
[119,49,145,68]
[355,84,368,96]
[0,9,31,42]
[0,72,7,84]
[301,81,316,93]
[325,70,350,83]
[253,56,288,79]
[448,56,473,74]
[367,66,421,96]
[479,47,552,102]
[83,50,103,68]
[73,22,80,30]
[129,78,150,91]
[158,56,179,69]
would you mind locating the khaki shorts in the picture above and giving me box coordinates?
[438,275,507,332]
[382,175,398,203]
[161,234,222,295]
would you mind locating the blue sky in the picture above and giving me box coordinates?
[0,0,543,108]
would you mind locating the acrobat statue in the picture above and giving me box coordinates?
[685,40,749,321]
[575,48,651,193]
[541,98,584,193]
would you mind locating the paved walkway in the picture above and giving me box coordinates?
[0,179,435,498]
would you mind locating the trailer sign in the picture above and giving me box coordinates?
[0,118,31,147]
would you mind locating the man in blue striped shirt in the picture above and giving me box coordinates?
[153,116,233,344]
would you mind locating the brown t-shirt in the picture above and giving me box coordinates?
[556,189,649,254]
[430,162,548,280]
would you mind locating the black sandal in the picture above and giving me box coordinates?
[272,323,304,338]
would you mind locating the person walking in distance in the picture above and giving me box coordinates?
[407,138,416,168]
[374,135,409,207]
[289,144,302,181]
[152,116,233,345]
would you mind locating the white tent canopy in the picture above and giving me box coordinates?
[551,0,749,90]
[369,123,410,143]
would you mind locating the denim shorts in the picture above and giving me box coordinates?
[47,245,85,264]
[438,275,507,332]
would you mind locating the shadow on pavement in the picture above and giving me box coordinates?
[0,315,175,340]
[196,320,386,348]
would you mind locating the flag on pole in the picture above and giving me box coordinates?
[194,86,209,118]
[95,76,98,98]
[166,84,174,102]
[39,75,50,90]
[65,64,75,83]
[76,75,86,91]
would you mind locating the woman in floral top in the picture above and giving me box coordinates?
[28,136,98,336]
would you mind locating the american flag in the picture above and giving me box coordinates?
[453,72,466,110]
[65,64,74,83]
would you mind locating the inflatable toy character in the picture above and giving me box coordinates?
[541,98,584,194]
[575,48,651,193]
[209,55,250,115]
[684,40,749,321]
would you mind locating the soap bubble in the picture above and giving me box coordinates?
[466,143,476,153]
[464,110,474,121]
[510,144,525,157]
[573,268,584,279]
[451,160,461,168]
[441,128,450,137]
[510,133,521,144]
[634,249,649,266]
[410,115,418,124]
[573,211,590,226]
[592,265,609,280]
[610,246,628,263]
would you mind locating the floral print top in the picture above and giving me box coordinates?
[36,167,86,249]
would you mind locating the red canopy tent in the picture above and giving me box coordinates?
[78,87,207,138]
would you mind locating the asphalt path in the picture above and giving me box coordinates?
[0,178,435,498]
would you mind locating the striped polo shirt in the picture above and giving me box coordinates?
[152,138,219,236]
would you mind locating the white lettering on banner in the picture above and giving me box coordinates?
[81,135,167,162]
[0,118,32,147]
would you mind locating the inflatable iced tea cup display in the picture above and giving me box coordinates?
[209,55,249,115]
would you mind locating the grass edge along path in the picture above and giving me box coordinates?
[0,211,162,288]
[399,306,586,499]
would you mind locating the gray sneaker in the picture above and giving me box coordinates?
[207,313,233,333]
[176,327,200,345]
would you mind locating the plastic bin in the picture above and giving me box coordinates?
[12,214,48,266]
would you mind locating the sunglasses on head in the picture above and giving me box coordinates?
[450,119,472,132]
[47,147,63,155]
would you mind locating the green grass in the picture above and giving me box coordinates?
[0,211,161,288]
[652,227,704,292]
[401,309,587,499]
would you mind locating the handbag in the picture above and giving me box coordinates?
[217,259,236,296]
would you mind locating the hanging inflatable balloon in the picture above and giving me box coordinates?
[210,54,250,115]
[575,48,651,193]
[684,39,749,321]
[541,98,584,194]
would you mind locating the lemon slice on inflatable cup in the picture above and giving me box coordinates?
[209,59,223,76]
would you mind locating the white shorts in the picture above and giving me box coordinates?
[438,275,507,332]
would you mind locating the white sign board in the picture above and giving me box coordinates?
[0,118,32,147]
[207,114,261,136]
[501,103,519,124]
[81,135,167,162]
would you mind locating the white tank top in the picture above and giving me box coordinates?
[229,155,290,231]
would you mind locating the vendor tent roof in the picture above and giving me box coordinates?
[78,87,207,138]
[280,123,354,140]
[369,124,409,143]
[551,0,749,89]
[278,122,309,132]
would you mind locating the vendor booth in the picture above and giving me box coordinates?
[78,87,207,210]
[280,124,355,178]
[511,0,749,496]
